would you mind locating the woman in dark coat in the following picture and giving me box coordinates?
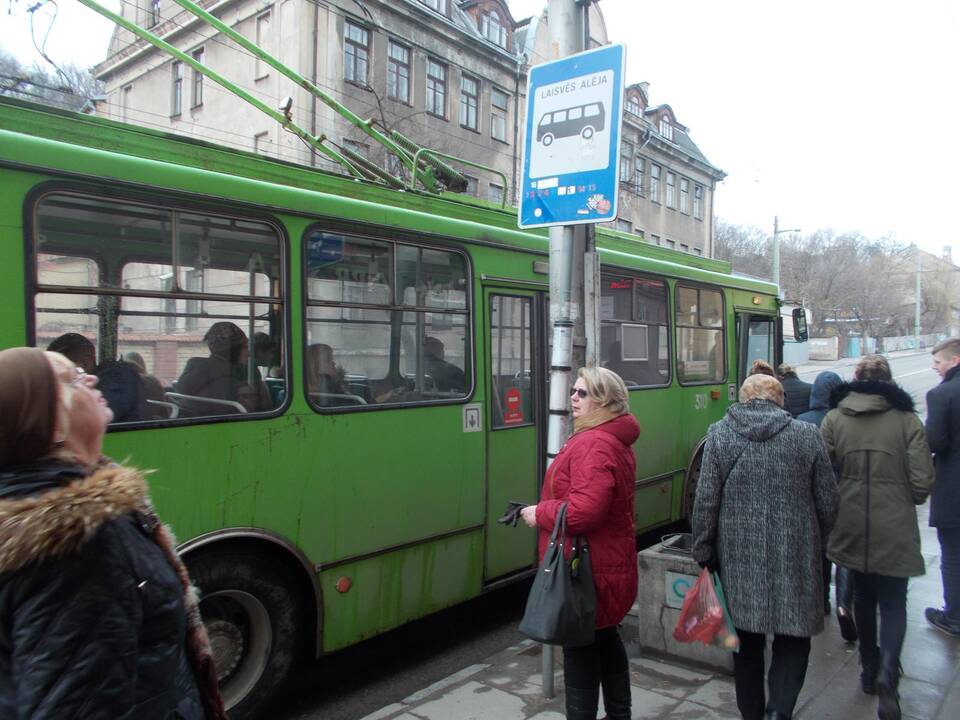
[521,367,640,720]
[0,347,226,720]
[693,374,839,720]
[822,355,934,720]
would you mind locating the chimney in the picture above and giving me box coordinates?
[944,245,953,265]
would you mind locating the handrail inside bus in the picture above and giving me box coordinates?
[165,392,247,414]
[146,399,180,419]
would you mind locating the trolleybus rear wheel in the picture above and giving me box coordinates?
[188,550,305,720]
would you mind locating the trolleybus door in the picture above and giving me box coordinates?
[737,313,780,387]
[482,289,547,582]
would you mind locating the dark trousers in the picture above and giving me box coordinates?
[563,626,629,714]
[938,527,960,626]
[733,630,811,720]
[851,571,908,656]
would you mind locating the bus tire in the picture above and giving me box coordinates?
[187,550,306,720]
[581,126,595,140]
[541,133,554,146]
[683,445,704,521]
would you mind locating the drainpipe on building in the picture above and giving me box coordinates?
[512,54,524,203]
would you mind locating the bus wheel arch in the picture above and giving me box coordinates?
[182,535,320,719]
[682,438,708,521]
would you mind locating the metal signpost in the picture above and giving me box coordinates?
[518,27,625,698]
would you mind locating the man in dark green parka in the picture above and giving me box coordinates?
[822,355,934,720]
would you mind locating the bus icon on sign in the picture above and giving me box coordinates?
[537,102,605,146]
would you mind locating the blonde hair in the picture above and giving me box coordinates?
[932,338,960,359]
[854,354,892,382]
[739,374,785,407]
[577,366,630,416]
[749,359,776,377]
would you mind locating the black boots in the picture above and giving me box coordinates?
[860,645,879,695]
[599,672,631,720]
[835,567,858,642]
[564,685,600,720]
[876,651,901,720]
[764,711,791,719]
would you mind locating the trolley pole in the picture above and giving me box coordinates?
[542,0,591,698]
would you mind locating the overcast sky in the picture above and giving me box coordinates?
[2,0,958,257]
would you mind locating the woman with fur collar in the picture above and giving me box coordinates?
[0,347,226,719]
[822,354,935,720]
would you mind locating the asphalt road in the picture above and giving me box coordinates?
[270,351,943,720]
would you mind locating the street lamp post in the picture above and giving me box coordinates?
[772,215,801,292]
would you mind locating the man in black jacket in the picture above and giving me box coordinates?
[778,363,812,417]
[925,337,960,637]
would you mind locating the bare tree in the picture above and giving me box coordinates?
[0,49,103,111]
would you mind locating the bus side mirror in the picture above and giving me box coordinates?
[792,308,809,342]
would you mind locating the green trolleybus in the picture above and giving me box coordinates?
[0,96,787,717]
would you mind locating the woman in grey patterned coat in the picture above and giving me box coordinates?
[693,374,839,720]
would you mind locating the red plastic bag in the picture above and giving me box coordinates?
[673,567,724,645]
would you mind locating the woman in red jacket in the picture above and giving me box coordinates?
[521,366,640,720]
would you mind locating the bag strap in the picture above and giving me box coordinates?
[549,503,568,546]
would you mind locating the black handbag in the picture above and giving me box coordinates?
[518,503,596,647]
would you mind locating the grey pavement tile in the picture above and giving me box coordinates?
[526,713,565,720]
[795,685,878,720]
[667,700,739,719]
[355,703,407,720]
[682,678,738,717]
[900,642,960,687]
[629,657,714,700]
[401,663,489,704]
[405,681,527,720]
[898,677,950,720]
[934,674,960,720]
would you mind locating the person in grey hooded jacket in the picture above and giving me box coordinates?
[694,374,838,720]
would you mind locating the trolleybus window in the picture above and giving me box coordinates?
[600,274,670,388]
[675,284,725,384]
[32,193,285,423]
[304,230,470,408]
[490,295,533,427]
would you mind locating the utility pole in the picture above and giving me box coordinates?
[542,0,590,698]
[915,248,922,349]
[771,216,800,293]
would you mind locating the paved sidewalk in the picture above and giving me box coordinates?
[358,507,960,720]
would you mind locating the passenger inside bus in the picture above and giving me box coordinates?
[47,333,148,423]
[423,336,465,392]
[306,343,368,406]
[122,351,168,418]
[175,322,271,414]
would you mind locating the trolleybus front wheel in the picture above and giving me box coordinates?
[188,550,305,720]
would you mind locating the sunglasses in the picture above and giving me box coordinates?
[570,388,588,399]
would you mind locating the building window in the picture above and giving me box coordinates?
[666,172,676,208]
[255,12,270,80]
[650,164,660,203]
[148,0,160,27]
[620,143,633,184]
[342,138,369,160]
[121,84,132,123]
[626,95,641,117]
[634,157,645,196]
[191,48,204,108]
[651,234,660,245]
[387,40,410,103]
[488,182,504,204]
[387,154,406,179]
[693,247,703,256]
[426,58,447,118]
[491,87,508,142]
[481,12,507,48]
[680,243,689,253]
[253,131,270,155]
[460,74,479,131]
[464,175,478,196]
[694,184,704,220]
[660,116,673,141]
[171,61,182,117]
[419,0,447,13]
[664,238,675,249]
[344,20,370,85]
[679,177,689,213]
[616,219,631,233]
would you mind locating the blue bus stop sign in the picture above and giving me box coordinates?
[518,44,626,229]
